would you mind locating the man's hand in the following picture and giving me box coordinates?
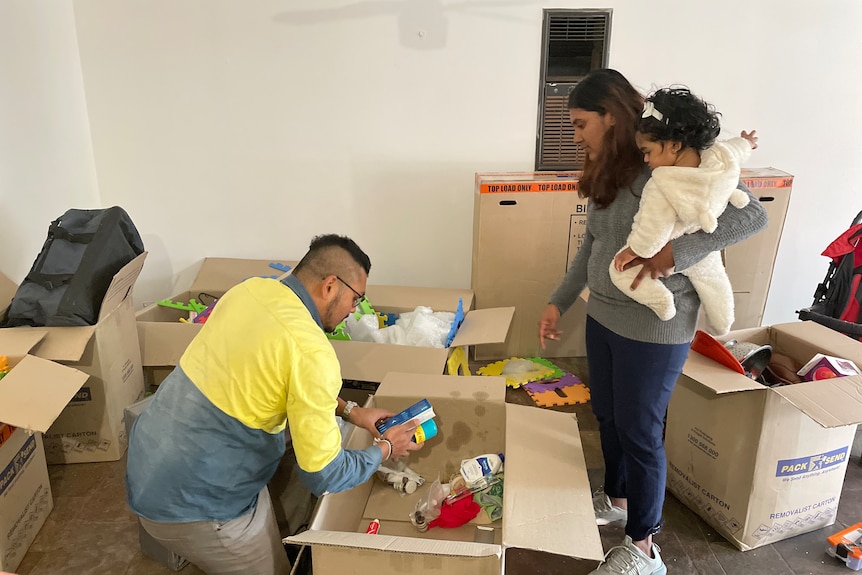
[349,406,393,437]
[614,246,638,272]
[382,418,424,460]
[622,242,675,291]
[538,303,562,350]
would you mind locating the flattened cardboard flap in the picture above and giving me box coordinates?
[28,326,96,362]
[190,258,297,294]
[98,252,147,321]
[0,328,47,358]
[773,376,862,428]
[450,307,514,348]
[683,350,765,394]
[502,404,604,561]
[284,530,500,558]
[0,355,88,431]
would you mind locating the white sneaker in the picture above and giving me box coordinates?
[593,489,628,526]
[589,535,667,575]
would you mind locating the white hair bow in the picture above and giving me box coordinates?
[642,101,665,123]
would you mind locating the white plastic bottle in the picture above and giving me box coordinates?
[460,453,504,487]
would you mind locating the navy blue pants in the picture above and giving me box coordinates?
[585,316,690,541]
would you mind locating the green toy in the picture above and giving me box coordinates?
[326,298,380,340]
[157,298,208,314]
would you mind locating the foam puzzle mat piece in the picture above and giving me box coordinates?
[477,358,555,388]
[526,383,591,407]
[522,373,582,394]
[526,357,565,380]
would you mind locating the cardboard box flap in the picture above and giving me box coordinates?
[0,354,88,432]
[137,321,201,366]
[365,285,475,313]
[0,329,47,358]
[190,258,297,294]
[502,404,604,561]
[773,377,862,428]
[771,321,862,366]
[331,340,449,383]
[284,530,500,558]
[683,351,765,394]
[98,252,147,321]
[0,271,17,310]
[29,326,97,362]
[450,307,515,348]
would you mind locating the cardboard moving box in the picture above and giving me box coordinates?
[136,258,298,368]
[0,331,88,572]
[138,261,514,384]
[666,321,862,551]
[472,172,587,360]
[286,373,603,574]
[472,169,792,359]
[0,254,147,464]
[331,286,514,383]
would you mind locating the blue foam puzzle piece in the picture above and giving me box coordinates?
[269,262,292,272]
[445,298,465,348]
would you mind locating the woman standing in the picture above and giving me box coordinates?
[538,69,767,575]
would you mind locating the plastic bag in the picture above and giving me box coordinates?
[410,477,446,532]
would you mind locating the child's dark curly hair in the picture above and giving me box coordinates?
[637,87,721,152]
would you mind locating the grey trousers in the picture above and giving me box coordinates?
[139,488,291,575]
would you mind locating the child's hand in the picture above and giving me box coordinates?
[741,130,758,150]
[614,247,638,271]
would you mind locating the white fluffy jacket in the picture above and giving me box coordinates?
[610,137,752,334]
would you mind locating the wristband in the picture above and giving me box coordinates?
[374,437,393,462]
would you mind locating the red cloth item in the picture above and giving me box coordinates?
[428,496,481,529]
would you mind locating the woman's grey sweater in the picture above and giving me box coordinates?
[549,170,768,345]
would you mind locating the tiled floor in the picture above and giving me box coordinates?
[15,357,862,574]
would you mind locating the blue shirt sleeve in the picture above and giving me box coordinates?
[297,445,383,496]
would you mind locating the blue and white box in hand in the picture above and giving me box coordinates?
[376,399,435,434]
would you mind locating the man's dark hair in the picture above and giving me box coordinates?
[293,234,371,281]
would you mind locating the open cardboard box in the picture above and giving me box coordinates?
[0,331,88,572]
[285,372,603,574]
[666,321,862,551]
[136,259,514,384]
[0,254,147,463]
[136,258,297,367]
[331,286,514,383]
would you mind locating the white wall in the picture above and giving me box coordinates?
[0,1,99,281]
[4,1,862,327]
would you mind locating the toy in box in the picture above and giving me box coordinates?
[827,523,862,571]
[797,353,862,381]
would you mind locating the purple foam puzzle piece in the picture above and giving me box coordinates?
[522,372,582,394]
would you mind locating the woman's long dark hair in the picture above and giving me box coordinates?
[568,69,644,208]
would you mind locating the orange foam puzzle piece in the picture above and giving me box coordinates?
[526,383,591,407]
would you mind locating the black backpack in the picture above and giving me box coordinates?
[2,207,144,327]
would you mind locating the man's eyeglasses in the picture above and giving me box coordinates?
[335,276,365,307]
